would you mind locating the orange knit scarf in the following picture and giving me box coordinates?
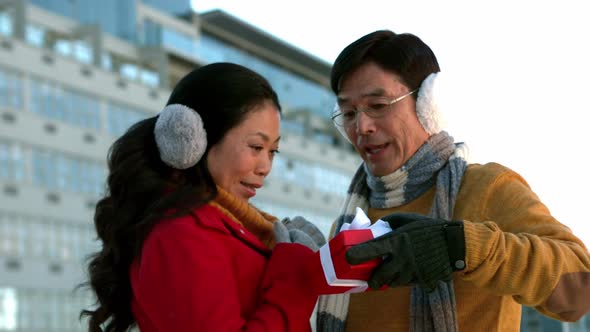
[210,186,278,249]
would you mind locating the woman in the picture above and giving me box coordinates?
[81,63,334,331]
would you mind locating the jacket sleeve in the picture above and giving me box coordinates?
[460,168,590,322]
[132,217,318,331]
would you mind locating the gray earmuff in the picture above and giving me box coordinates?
[154,104,207,169]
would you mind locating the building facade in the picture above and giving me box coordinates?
[0,0,357,330]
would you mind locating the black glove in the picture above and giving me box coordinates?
[346,213,466,292]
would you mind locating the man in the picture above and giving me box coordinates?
[316,30,590,332]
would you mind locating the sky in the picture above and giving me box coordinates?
[192,0,590,246]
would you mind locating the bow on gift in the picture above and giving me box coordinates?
[319,208,392,293]
[340,207,392,234]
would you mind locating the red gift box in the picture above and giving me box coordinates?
[316,229,382,288]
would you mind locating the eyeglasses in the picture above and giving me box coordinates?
[331,89,417,127]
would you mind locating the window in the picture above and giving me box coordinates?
[106,102,149,137]
[143,19,197,58]
[0,66,23,110]
[251,200,333,236]
[31,148,106,195]
[0,288,17,330]
[101,52,113,71]
[73,41,92,64]
[2,287,92,330]
[269,155,350,196]
[0,141,25,182]
[140,68,160,87]
[26,24,46,47]
[0,211,98,262]
[196,34,335,120]
[0,11,13,37]
[30,79,101,130]
[120,63,139,80]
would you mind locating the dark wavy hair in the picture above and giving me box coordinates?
[330,30,440,95]
[80,62,280,332]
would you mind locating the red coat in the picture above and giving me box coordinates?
[130,203,318,331]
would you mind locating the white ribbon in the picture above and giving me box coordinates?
[319,208,392,293]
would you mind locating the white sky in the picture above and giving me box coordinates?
[192,0,590,246]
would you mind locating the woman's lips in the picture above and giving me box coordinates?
[240,181,261,197]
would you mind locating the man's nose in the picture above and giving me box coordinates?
[355,111,376,135]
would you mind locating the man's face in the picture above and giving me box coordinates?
[337,62,429,176]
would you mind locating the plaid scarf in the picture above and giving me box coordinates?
[316,131,469,332]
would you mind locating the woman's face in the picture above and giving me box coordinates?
[206,100,281,203]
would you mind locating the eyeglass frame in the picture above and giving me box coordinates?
[331,89,418,127]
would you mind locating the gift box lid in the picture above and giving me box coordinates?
[319,229,382,289]
[330,229,375,250]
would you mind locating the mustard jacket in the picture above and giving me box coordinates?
[344,163,590,332]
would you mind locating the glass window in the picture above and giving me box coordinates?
[281,120,305,135]
[3,286,95,330]
[0,288,17,330]
[48,291,61,329]
[54,39,72,57]
[140,69,160,87]
[16,289,29,329]
[313,165,350,196]
[73,40,93,64]
[196,34,335,121]
[109,52,161,88]
[32,291,49,328]
[0,66,23,110]
[45,220,58,260]
[268,155,350,197]
[0,211,97,262]
[32,148,106,195]
[30,80,50,116]
[313,131,334,146]
[51,37,94,64]
[0,11,13,37]
[16,216,28,257]
[30,78,101,130]
[101,52,113,71]
[26,24,46,47]
[107,102,150,137]
[0,141,25,182]
[142,19,161,46]
[161,26,197,57]
[143,19,197,58]
[56,154,69,190]
[0,214,16,256]
[91,162,105,196]
[32,149,56,190]
[252,199,333,236]
[27,220,45,258]
[120,63,139,80]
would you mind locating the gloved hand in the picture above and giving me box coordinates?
[273,218,322,252]
[282,216,327,247]
[346,212,466,292]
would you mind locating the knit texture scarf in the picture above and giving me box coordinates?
[316,131,469,332]
[210,186,278,249]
